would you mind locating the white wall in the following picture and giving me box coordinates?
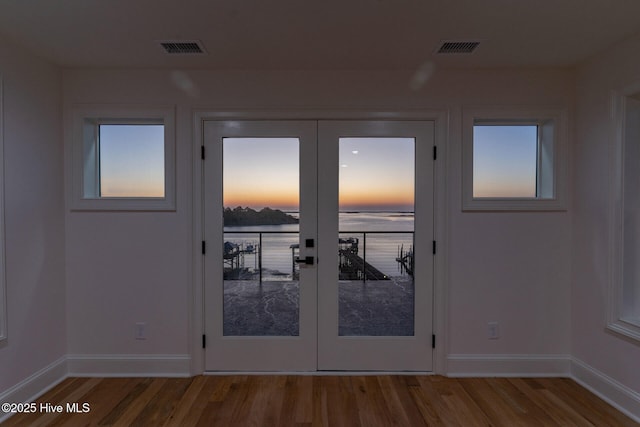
[573,34,640,393]
[1,17,638,417]
[63,67,574,373]
[0,34,66,391]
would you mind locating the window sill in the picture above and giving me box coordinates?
[606,319,640,344]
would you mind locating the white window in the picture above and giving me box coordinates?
[70,105,175,210]
[609,84,640,342]
[462,107,567,211]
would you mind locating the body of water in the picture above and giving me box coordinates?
[224,212,414,278]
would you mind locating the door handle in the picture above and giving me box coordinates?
[295,256,314,265]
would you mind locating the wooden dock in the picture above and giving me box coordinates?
[223,241,258,280]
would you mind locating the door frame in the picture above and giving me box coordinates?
[191,109,449,374]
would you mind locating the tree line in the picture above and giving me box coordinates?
[223,206,299,226]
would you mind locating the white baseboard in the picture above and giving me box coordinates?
[67,354,191,377]
[0,356,68,423]
[446,354,572,377]
[571,357,640,423]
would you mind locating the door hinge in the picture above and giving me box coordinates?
[201,145,205,160]
[433,145,437,160]
[432,334,436,349]
[202,241,206,255]
[202,334,206,349]
[432,240,436,255]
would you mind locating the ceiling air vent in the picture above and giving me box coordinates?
[435,40,480,54]
[159,40,206,55]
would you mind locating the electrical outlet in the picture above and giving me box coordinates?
[135,322,147,340]
[487,321,499,339]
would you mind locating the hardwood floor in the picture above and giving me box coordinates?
[2,375,638,426]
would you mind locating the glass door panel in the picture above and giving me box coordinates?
[222,138,300,337]
[338,138,415,337]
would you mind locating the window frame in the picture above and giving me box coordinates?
[462,106,568,211]
[70,105,176,211]
[608,83,640,342]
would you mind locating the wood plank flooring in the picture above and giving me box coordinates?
[2,375,638,426]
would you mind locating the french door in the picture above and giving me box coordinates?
[203,119,433,371]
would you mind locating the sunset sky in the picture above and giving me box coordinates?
[223,137,415,212]
[98,126,537,203]
[223,138,300,210]
[339,137,414,211]
[99,124,165,197]
[473,125,537,198]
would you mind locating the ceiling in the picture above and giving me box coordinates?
[0,0,639,70]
